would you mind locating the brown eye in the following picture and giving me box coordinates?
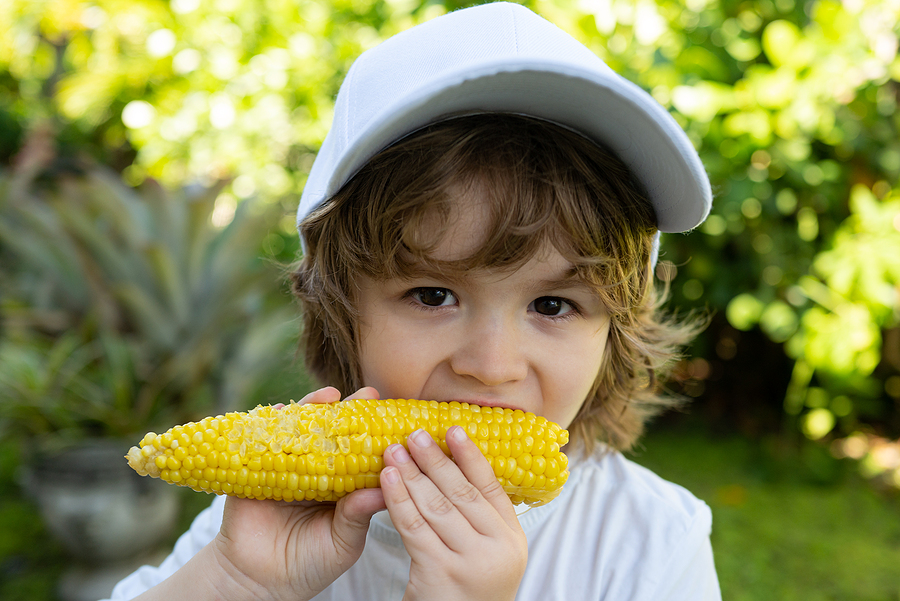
[532,297,573,316]
[413,288,454,307]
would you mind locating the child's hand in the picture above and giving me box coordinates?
[382,425,528,601]
[210,386,387,601]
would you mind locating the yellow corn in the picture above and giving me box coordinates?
[126,398,569,506]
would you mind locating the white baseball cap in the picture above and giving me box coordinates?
[296,2,711,244]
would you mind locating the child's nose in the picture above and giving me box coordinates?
[449,316,528,386]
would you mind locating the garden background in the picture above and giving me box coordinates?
[1,0,899,599]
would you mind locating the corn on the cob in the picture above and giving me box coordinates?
[126,398,569,506]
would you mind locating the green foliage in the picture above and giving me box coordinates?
[0,129,299,447]
[1,0,899,444]
[0,0,452,198]
[0,332,140,441]
[548,0,900,440]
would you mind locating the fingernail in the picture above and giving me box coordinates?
[382,467,399,484]
[410,429,432,448]
[449,425,467,443]
[389,444,410,463]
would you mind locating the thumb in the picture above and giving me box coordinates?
[330,489,387,565]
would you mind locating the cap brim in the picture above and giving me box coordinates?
[321,60,711,233]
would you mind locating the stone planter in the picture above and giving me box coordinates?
[21,439,180,601]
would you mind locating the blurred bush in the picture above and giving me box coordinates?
[0,0,898,455]
[595,0,900,450]
[0,124,299,451]
[556,0,900,452]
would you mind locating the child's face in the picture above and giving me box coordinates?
[356,187,610,429]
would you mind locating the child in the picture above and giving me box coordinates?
[107,3,720,600]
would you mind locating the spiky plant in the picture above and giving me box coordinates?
[0,129,299,448]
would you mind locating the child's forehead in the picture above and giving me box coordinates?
[410,187,493,262]
[387,179,595,285]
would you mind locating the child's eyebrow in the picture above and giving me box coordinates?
[529,272,594,293]
[513,264,596,296]
[398,265,469,287]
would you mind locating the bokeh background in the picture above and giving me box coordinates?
[1,0,899,599]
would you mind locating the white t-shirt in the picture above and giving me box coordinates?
[105,446,721,601]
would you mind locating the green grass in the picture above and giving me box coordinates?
[2,425,899,600]
[631,422,900,601]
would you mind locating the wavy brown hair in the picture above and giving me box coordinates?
[292,114,703,453]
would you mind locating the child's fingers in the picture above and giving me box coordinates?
[385,431,511,546]
[385,440,505,553]
[330,488,386,559]
[299,386,381,407]
[299,386,342,405]
[344,386,380,401]
[443,425,521,531]
[379,464,447,552]
[409,428,519,534]
[383,442,473,550]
